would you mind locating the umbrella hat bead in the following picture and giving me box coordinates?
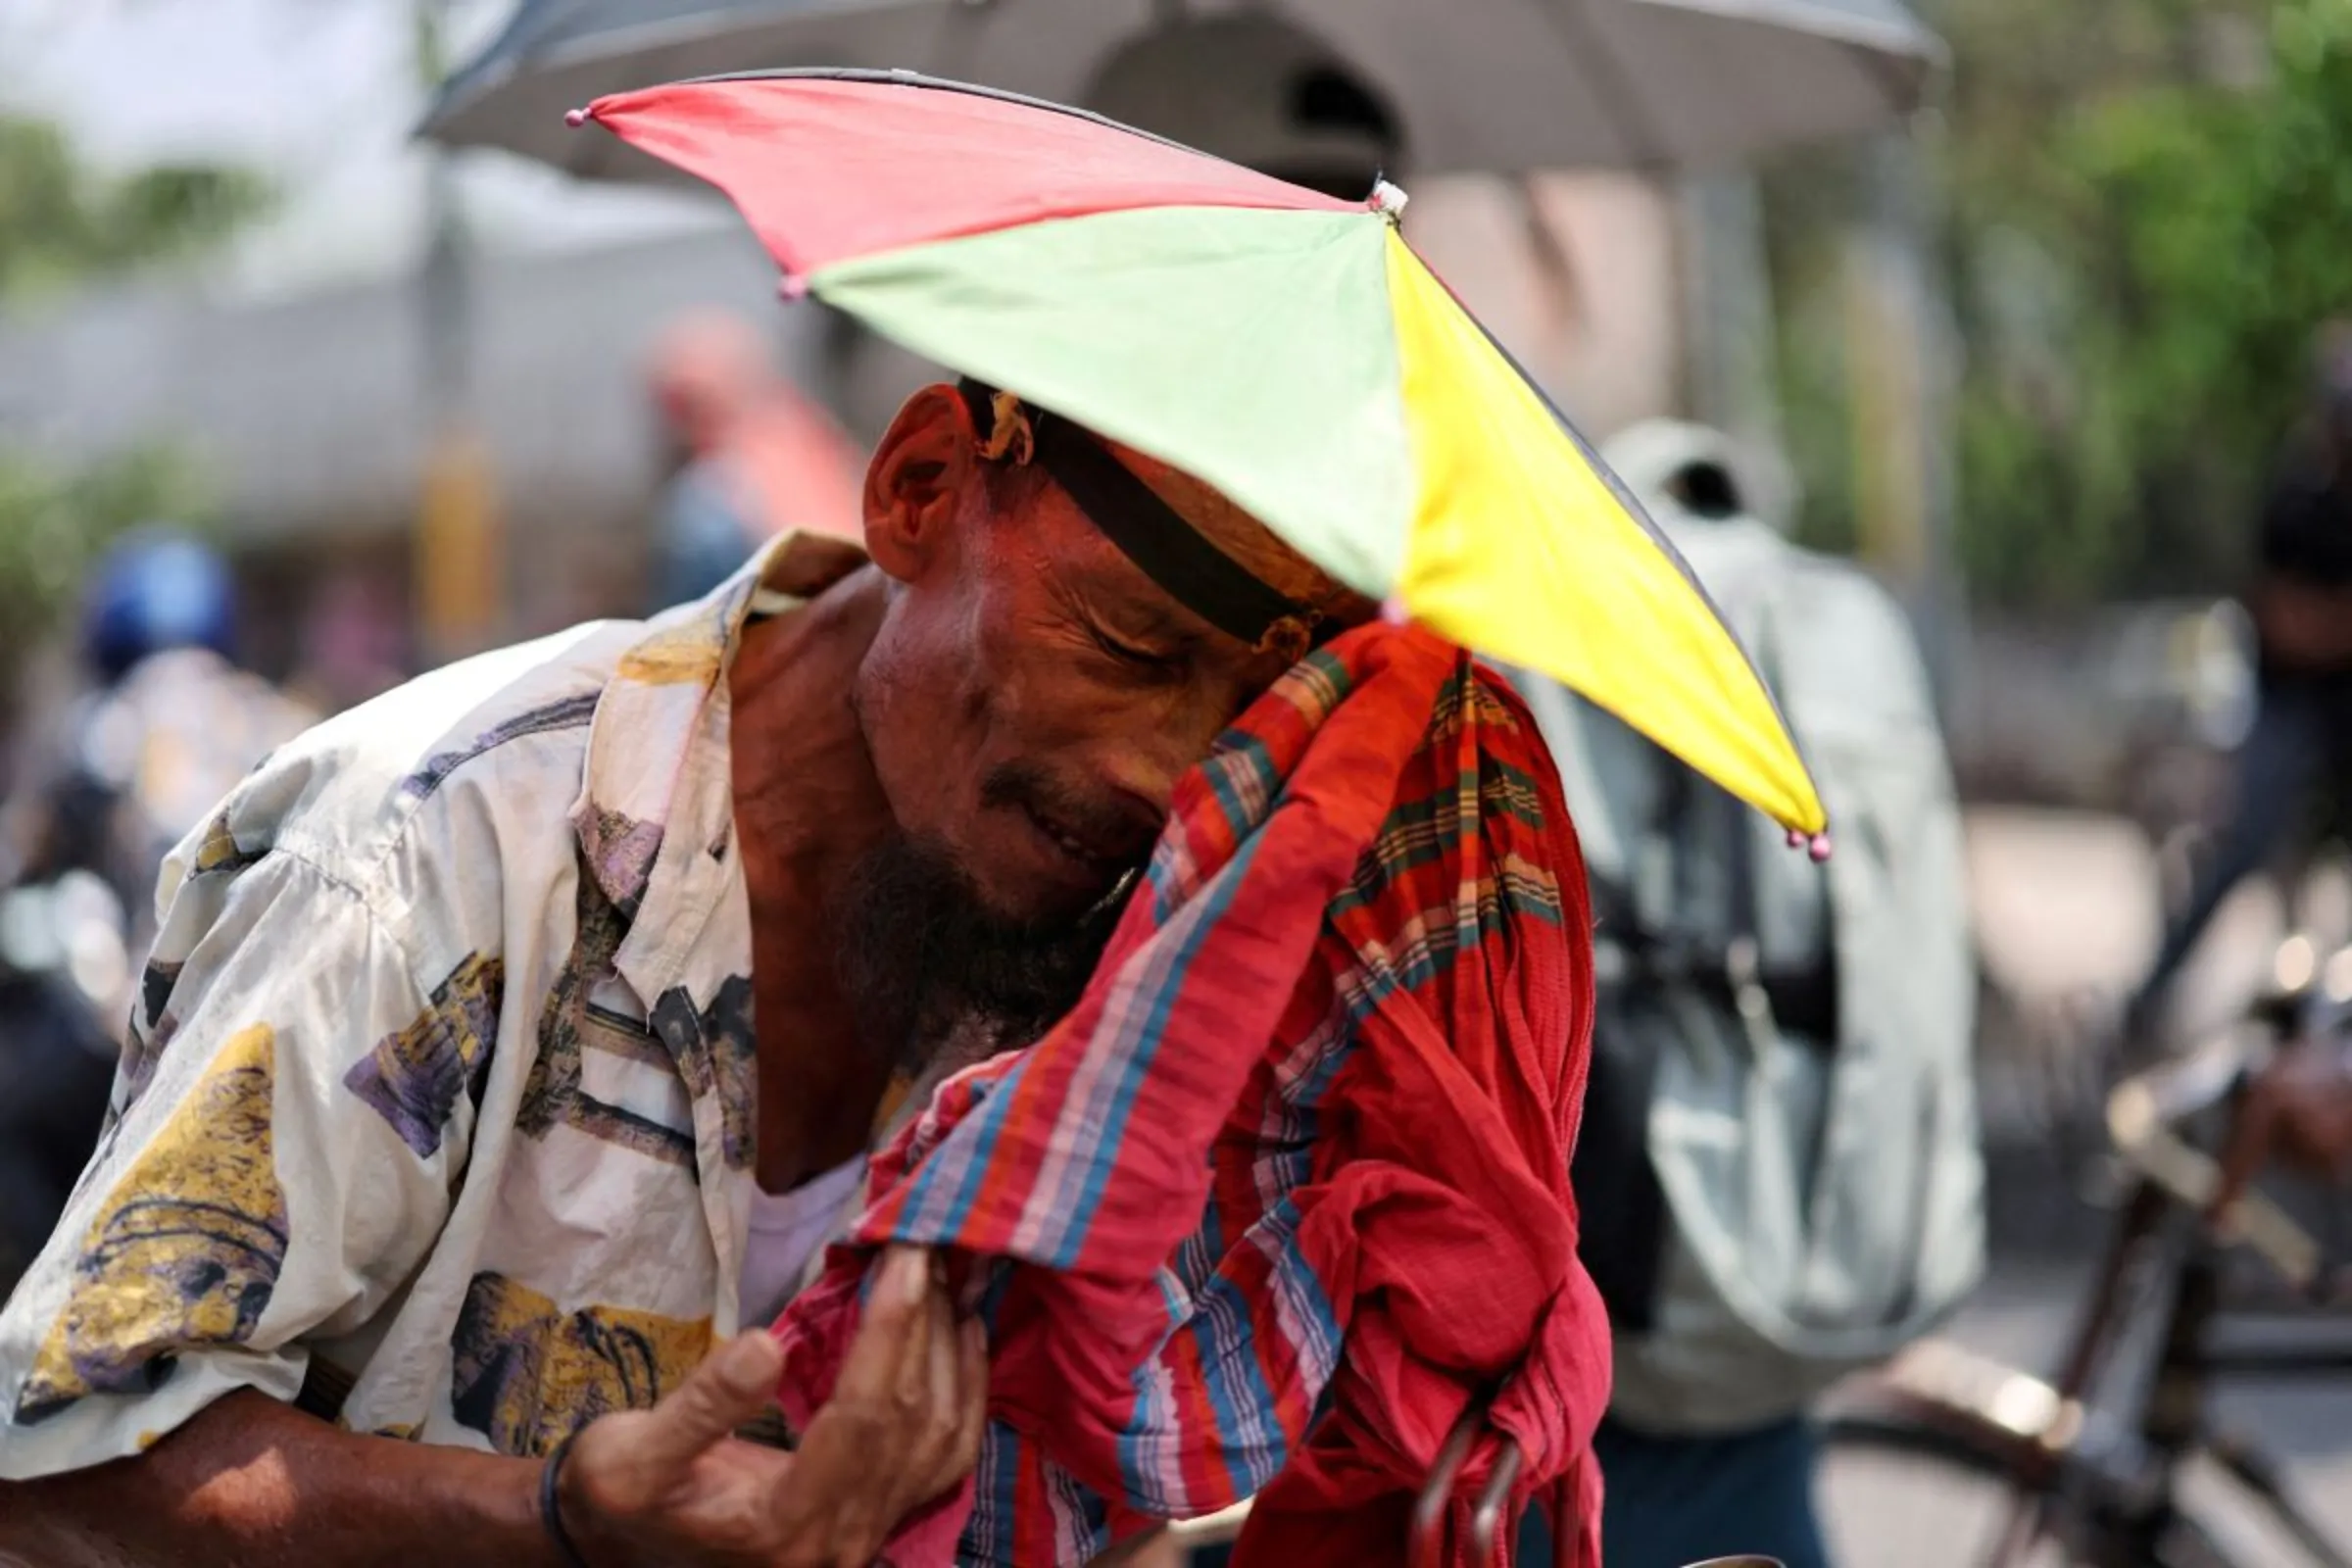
[1382,232,1826,834]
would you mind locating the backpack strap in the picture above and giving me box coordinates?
[1570,727,1700,1332]
[1737,572,1839,1045]
[1585,742,1695,972]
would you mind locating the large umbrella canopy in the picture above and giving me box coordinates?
[571,71,1829,834]
[428,0,1941,183]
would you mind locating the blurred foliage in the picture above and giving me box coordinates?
[0,116,271,299]
[0,115,258,712]
[0,449,207,680]
[1769,0,2352,608]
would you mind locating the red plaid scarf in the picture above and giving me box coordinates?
[775,623,1607,1566]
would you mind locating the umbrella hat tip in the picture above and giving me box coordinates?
[1785,826,1832,860]
[564,107,589,128]
[1369,179,1409,222]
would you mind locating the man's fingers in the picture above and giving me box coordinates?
[633,1331,783,1478]
[890,1263,940,1415]
[835,1246,933,1402]
[924,1269,958,1413]
[948,1314,989,1479]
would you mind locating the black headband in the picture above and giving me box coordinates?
[956,379,1318,649]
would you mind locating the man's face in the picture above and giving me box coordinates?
[852,388,1335,930]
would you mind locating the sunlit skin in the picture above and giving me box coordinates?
[848,383,1352,922]
[0,385,1369,1568]
[736,384,1370,1202]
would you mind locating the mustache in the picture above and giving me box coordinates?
[978,760,1162,867]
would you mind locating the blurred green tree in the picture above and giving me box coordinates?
[0,116,270,298]
[0,114,268,727]
[1769,0,2351,609]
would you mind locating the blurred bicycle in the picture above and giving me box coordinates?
[1816,940,2352,1567]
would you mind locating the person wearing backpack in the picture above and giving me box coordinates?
[1512,420,1985,1568]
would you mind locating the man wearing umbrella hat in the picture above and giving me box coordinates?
[0,380,1374,1566]
[1,74,1827,1568]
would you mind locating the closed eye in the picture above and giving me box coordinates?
[1085,620,1187,674]
[1048,570,1193,677]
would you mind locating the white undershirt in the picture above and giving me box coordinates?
[736,1156,869,1329]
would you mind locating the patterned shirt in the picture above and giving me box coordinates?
[0,534,866,1479]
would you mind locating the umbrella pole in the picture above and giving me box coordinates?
[1677,170,1789,514]
[413,0,503,667]
[1841,130,1963,716]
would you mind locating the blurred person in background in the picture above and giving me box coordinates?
[285,566,413,716]
[644,307,866,612]
[1512,421,1983,1568]
[0,531,313,1291]
[1086,14,1403,203]
[2126,322,2352,1042]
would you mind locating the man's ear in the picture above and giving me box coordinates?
[864,383,979,584]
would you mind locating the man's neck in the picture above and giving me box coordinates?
[727,565,899,1194]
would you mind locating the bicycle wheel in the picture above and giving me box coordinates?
[1819,1416,2257,1568]
[1817,1414,2077,1568]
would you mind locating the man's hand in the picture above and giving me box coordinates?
[564,1246,987,1567]
[2210,1047,2352,1229]
[2254,577,2352,671]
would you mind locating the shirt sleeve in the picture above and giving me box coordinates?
[0,848,471,1481]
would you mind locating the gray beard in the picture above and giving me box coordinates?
[826,833,1135,1076]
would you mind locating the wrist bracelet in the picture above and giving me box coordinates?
[540,1429,594,1568]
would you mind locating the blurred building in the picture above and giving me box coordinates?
[0,228,805,658]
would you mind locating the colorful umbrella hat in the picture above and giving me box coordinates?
[572,70,1828,836]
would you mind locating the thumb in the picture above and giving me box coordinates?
[635,1331,785,1477]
